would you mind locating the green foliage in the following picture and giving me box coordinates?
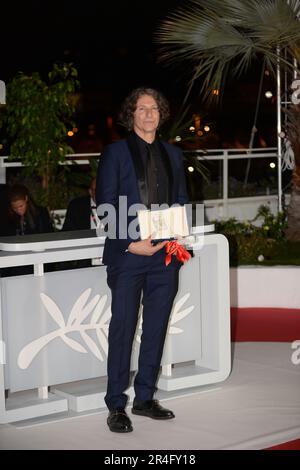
[253,204,287,241]
[267,240,300,265]
[0,63,79,208]
[214,205,288,265]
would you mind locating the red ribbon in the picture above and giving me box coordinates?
[165,240,191,266]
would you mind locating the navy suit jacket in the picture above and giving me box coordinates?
[96,134,189,267]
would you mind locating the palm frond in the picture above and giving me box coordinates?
[156,0,300,102]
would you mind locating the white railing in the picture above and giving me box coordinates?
[0,148,282,221]
[190,146,278,197]
[0,153,100,179]
[188,147,280,218]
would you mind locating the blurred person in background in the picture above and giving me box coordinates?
[6,184,53,236]
[0,184,53,277]
[62,177,99,232]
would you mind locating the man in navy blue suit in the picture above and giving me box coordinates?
[96,87,189,433]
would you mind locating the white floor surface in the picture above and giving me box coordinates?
[0,342,299,450]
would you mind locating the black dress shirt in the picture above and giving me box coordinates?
[134,132,170,207]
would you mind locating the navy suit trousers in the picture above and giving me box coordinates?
[105,250,181,410]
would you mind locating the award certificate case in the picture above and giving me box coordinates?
[137,205,189,240]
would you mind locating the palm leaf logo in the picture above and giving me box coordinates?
[17,290,194,369]
[169,293,194,334]
[17,289,111,369]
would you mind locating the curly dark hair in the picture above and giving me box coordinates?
[119,87,170,131]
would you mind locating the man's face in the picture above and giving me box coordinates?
[133,95,160,137]
[11,198,28,216]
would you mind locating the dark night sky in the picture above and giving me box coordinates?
[1,1,184,100]
[0,0,277,147]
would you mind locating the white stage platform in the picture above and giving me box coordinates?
[0,342,299,450]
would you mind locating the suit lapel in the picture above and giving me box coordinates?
[126,133,148,207]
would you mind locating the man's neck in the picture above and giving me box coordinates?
[134,129,156,144]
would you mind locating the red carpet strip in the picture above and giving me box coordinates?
[230,307,300,342]
[265,438,300,450]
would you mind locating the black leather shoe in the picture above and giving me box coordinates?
[132,399,175,420]
[107,408,133,433]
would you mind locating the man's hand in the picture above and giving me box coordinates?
[128,236,168,256]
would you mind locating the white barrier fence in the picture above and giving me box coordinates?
[0,148,286,225]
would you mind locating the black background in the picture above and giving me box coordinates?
[0,0,277,147]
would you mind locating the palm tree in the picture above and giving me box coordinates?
[157,0,300,101]
[156,0,300,239]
